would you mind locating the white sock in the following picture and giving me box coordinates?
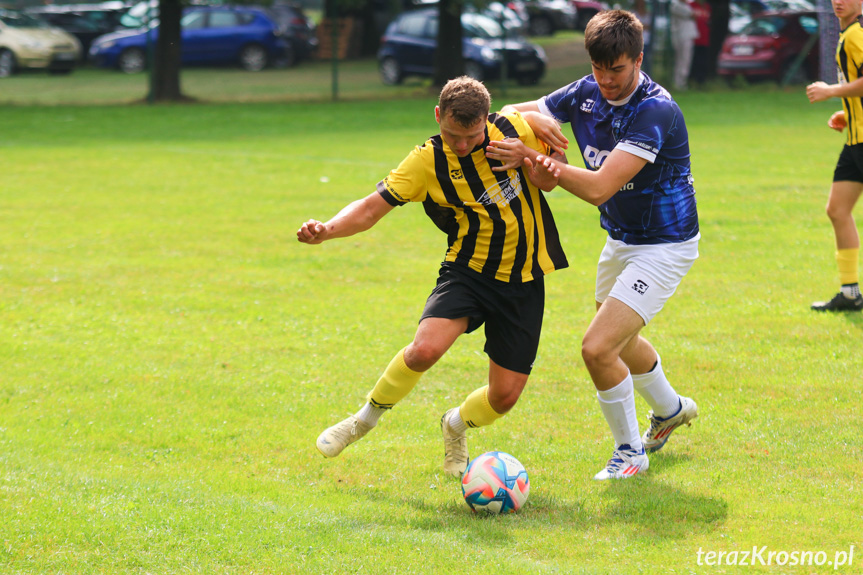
[632,355,681,419]
[356,403,386,426]
[596,373,642,452]
[447,408,468,434]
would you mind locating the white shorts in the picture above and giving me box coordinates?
[595,234,700,325]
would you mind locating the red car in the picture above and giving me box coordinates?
[717,10,819,83]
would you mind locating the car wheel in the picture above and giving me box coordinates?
[380,56,403,85]
[0,49,16,78]
[517,74,541,86]
[239,44,268,72]
[464,60,484,81]
[118,48,146,74]
[529,16,553,36]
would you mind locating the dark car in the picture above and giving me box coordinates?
[25,1,128,55]
[265,3,317,66]
[377,8,546,85]
[512,0,576,36]
[717,10,819,83]
[89,5,290,73]
[569,0,608,29]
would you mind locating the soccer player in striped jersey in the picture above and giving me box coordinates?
[486,10,699,480]
[806,0,863,312]
[297,77,568,477]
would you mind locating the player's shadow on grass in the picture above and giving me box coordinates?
[596,476,728,539]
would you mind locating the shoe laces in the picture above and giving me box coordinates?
[329,417,360,442]
[604,444,640,472]
[644,412,664,436]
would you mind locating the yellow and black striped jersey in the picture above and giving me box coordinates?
[837,17,863,145]
[376,111,568,283]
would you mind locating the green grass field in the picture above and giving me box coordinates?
[2,84,861,574]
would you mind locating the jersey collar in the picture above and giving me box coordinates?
[607,72,646,107]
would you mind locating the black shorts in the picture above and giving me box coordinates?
[833,144,863,183]
[420,262,545,375]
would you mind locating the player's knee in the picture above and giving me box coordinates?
[826,202,846,223]
[488,387,521,414]
[404,341,444,371]
[581,337,612,371]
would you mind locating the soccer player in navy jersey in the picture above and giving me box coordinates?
[487,9,699,480]
[298,77,568,477]
[805,0,863,312]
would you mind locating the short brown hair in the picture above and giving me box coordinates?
[438,76,491,128]
[584,10,643,68]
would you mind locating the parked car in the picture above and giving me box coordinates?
[717,10,819,83]
[25,2,128,55]
[89,5,290,73]
[0,7,81,77]
[570,0,608,30]
[266,3,318,66]
[377,8,546,85]
[728,0,815,31]
[410,0,529,36]
[470,1,528,36]
[116,0,157,29]
[516,0,577,36]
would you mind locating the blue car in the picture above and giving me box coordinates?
[89,5,289,73]
[377,8,546,86]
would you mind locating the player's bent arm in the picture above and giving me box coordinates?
[549,148,648,206]
[828,110,847,132]
[808,77,863,102]
[500,101,541,115]
[499,104,568,154]
[297,192,394,244]
[486,137,544,171]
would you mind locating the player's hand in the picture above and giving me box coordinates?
[297,219,328,244]
[524,155,561,191]
[487,138,529,171]
[523,111,568,155]
[806,81,832,103]
[828,110,847,132]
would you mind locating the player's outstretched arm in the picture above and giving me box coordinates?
[297,192,394,245]
[528,148,648,206]
[524,155,562,191]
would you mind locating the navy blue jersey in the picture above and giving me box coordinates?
[540,72,699,245]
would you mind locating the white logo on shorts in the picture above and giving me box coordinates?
[632,279,649,295]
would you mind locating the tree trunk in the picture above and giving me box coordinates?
[149,0,186,102]
[707,0,729,79]
[433,0,463,87]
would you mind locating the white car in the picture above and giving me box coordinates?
[0,8,82,78]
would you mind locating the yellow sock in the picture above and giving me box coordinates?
[367,348,424,409]
[836,248,860,286]
[459,386,504,428]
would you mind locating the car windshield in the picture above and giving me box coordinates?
[0,9,50,28]
[740,16,786,35]
[462,13,504,39]
[120,0,157,28]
